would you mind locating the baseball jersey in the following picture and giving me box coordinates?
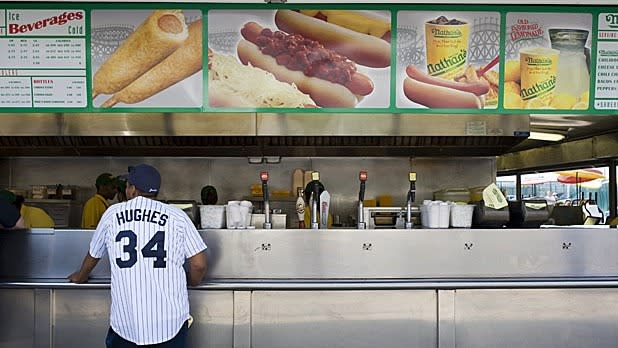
[89,196,207,345]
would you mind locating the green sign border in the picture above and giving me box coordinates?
[0,3,616,114]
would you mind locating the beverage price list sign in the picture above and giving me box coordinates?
[0,9,86,108]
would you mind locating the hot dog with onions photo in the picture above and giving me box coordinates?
[208,48,316,108]
[237,21,374,108]
[274,9,391,68]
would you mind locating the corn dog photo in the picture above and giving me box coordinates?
[91,10,203,108]
[396,11,500,109]
[101,19,203,108]
[207,10,390,109]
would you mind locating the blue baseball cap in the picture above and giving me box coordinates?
[121,164,161,194]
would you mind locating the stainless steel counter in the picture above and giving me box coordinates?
[2,228,618,280]
[2,228,618,348]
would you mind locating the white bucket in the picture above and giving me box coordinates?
[199,205,226,229]
[450,204,475,228]
[421,201,451,228]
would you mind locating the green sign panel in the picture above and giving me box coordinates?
[0,3,616,114]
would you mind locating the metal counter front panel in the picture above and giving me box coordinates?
[251,290,437,348]
[453,289,618,348]
[2,228,618,280]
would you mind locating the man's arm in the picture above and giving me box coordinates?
[68,252,101,283]
[186,250,207,286]
[13,216,25,229]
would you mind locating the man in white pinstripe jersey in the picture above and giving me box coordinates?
[69,163,207,348]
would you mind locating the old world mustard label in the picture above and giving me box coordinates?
[424,22,469,79]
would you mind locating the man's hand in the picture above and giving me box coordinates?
[67,271,89,284]
[68,252,101,284]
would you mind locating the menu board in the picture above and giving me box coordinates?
[0,10,86,108]
[595,13,618,110]
[0,4,617,114]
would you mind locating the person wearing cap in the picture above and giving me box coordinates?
[3,191,55,228]
[200,185,218,205]
[81,173,118,228]
[0,190,25,229]
[115,177,128,203]
[68,164,207,348]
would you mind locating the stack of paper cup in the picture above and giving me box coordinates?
[227,200,253,229]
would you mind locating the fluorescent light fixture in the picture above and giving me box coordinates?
[247,157,263,164]
[528,131,565,142]
[264,156,281,164]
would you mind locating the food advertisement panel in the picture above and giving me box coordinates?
[207,10,391,109]
[0,4,616,114]
[503,12,592,111]
[90,9,202,109]
[396,11,500,110]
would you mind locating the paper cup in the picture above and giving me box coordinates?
[519,47,560,109]
[424,21,469,80]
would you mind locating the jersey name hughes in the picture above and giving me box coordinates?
[115,209,169,226]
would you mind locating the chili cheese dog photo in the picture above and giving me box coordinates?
[208,48,316,108]
[274,9,391,68]
[237,21,374,108]
[92,10,188,98]
[101,19,202,108]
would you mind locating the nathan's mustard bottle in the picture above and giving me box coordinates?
[424,16,469,80]
[519,47,560,109]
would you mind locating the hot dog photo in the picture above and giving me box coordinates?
[396,11,500,109]
[207,10,392,109]
[91,10,203,108]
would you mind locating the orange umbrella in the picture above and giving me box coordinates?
[556,169,605,182]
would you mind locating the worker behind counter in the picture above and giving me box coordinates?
[201,185,218,205]
[0,189,53,228]
[81,173,119,229]
[0,190,25,229]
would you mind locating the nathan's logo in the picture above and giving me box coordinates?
[521,76,557,100]
[525,56,553,66]
[427,49,467,76]
[431,28,462,38]
[605,14,618,28]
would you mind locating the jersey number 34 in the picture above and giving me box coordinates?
[115,230,167,269]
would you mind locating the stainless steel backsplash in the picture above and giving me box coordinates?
[1,156,495,227]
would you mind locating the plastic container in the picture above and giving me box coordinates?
[251,214,287,229]
[421,201,451,228]
[226,200,253,229]
[433,188,471,203]
[469,186,485,202]
[199,205,226,229]
[450,204,475,228]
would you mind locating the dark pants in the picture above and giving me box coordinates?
[105,321,188,348]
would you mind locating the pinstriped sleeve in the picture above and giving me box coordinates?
[89,209,112,258]
[183,214,207,258]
